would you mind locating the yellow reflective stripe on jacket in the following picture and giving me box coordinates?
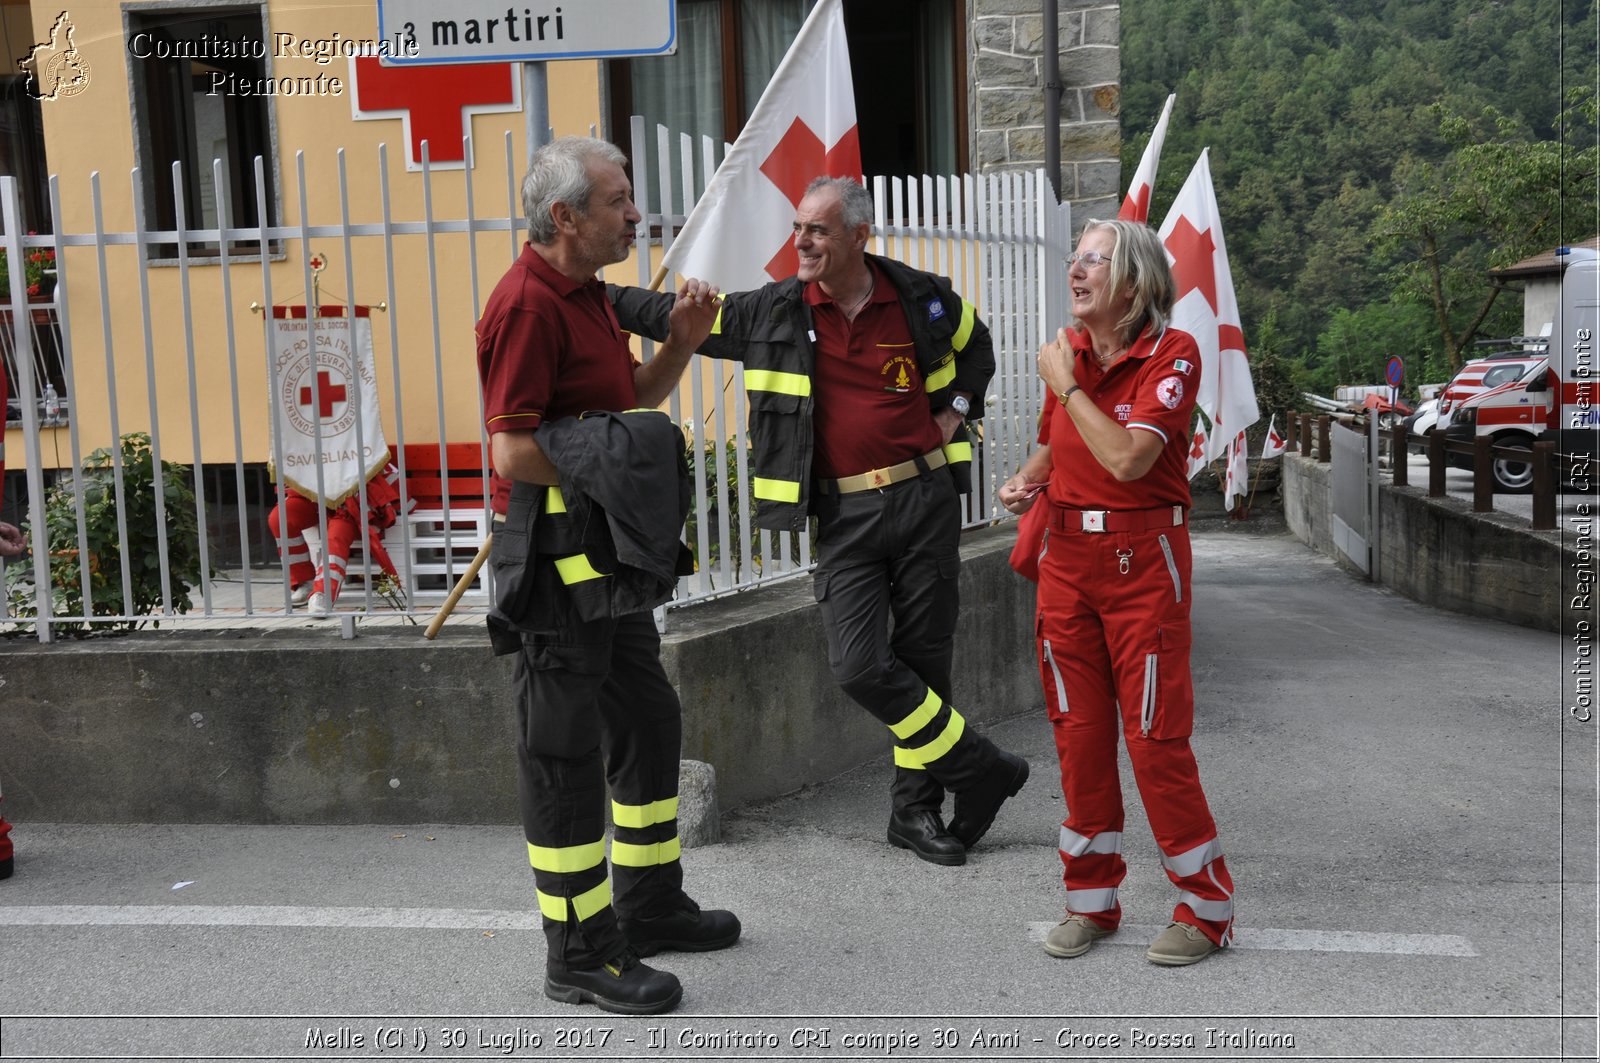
[554,554,607,585]
[710,304,724,335]
[536,880,614,923]
[753,477,801,503]
[612,797,679,829]
[942,440,973,465]
[889,688,942,740]
[546,486,567,514]
[893,710,966,769]
[745,369,812,397]
[527,839,606,874]
[925,354,956,393]
[611,836,682,868]
[951,300,976,352]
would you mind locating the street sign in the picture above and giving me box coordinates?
[376,0,678,65]
[1385,356,1404,388]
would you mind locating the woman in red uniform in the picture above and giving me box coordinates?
[999,220,1235,966]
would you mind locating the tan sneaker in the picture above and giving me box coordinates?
[1043,913,1114,958]
[1146,921,1220,966]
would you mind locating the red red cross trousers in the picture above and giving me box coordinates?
[299,370,348,419]
[352,58,520,167]
[758,116,862,279]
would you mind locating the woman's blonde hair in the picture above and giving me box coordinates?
[1075,219,1176,344]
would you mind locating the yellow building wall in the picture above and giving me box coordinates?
[12,0,611,470]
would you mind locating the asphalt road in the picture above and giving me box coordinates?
[0,533,1589,1062]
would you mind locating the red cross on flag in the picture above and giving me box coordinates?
[267,306,390,507]
[1261,415,1287,459]
[1223,429,1249,512]
[1117,94,1175,223]
[1158,148,1258,469]
[659,0,860,289]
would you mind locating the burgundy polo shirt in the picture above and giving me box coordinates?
[1038,324,1201,510]
[476,243,637,512]
[807,261,944,479]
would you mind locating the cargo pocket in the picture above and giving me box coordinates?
[521,634,613,755]
[1037,614,1070,720]
[1139,619,1194,739]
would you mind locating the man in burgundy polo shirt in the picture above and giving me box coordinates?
[476,135,731,1016]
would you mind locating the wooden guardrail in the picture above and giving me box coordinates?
[1283,410,1567,531]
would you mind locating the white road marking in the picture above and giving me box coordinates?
[1026,921,1477,957]
[0,905,539,931]
[4,908,1476,957]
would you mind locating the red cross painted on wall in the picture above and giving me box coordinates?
[352,57,521,169]
[759,116,862,280]
[299,371,348,419]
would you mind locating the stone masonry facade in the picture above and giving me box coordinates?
[971,0,1122,228]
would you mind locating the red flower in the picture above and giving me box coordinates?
[27,283,39,296]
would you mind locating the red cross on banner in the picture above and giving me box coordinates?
[759,117,862,279]
[299,370,348,419]
[351,57,521,169]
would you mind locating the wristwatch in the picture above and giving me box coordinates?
[950,394,971,418]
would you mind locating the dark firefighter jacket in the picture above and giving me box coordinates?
[608,253,995,532]
[487,409,693,655]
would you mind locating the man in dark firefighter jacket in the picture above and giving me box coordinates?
[612,176,1030,868]
[475,135,736,1017]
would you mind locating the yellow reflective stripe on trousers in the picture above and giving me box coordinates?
[889,688,942,740]
[554,554,606,584]
[925,355,956,393]
[537,880,613,923]
[745,369,811,397]
[612,797,679,829]
[942,440,972,465]
[610,836,682,868]
[753,477,801,503]
[527,839,606,874]
[546,486,568,514]
[951,300,976,352]
[893,710,966,768]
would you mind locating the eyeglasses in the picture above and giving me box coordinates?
[1066,250,1108,269]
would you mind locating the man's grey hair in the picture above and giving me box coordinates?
[522,136,628,244]
[805,176,874,229]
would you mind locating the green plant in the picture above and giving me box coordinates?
[0,235,56,298]
[12,432,205,632]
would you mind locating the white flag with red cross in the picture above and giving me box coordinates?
[266,307,390,508]
[1118,93,1176,223]
[1185,413,1211,480]
[1261,415,1287,459]
[658,0,860,290]
[1223,430,1249,511]
[1159,149,1259,467]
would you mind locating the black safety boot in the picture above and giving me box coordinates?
[887,807,966,866]
[949,750,1030,849]
[544,950,682,1015]
[619,902,741,957]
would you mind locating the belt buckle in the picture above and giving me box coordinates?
[868,467,890,489]
[1081,510,1106,533]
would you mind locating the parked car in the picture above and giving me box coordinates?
[1404,398,1439,439]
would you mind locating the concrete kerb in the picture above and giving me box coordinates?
[0,524,1040,834]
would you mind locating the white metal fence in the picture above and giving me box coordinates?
[0,124,1067,643]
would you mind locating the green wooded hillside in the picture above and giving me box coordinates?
[1120,0,1598,396]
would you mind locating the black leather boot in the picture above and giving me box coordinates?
[887,807,966,866]
[544,950,682,1015]
[949,750,1030,849]
[619,903,741,957]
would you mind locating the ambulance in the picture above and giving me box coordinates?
[1445,247,1599,491]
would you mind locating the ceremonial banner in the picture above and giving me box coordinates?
[266,306,389,507]
[1261,415,1287,459]
[658,0,860,289]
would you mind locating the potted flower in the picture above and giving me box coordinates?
[0,235,57,302]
